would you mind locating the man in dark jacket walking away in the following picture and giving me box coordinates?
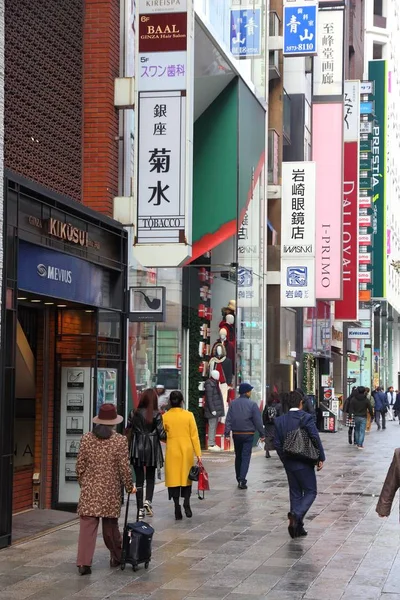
[204,370,225,452]
[274,391,325,539]
[374,386,389,430]
[224,383,265,489]
[349,386,374,449]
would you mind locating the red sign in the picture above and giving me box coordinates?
[139,12,187,52]
[335,142,358,321]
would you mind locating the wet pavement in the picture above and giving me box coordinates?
[1,420,400,599]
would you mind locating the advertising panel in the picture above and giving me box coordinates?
[230,8,262,58]
[335,81,359,321]
[368,60,387,298]
[313,7,344,98]
[281,162,316,307]
[312,103,343,299]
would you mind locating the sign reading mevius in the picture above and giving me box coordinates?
[134,0,194,266]
[281,162,316,307]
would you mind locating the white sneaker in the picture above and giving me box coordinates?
[138,508,145,520]
[144,500,153,517]
[208,445,222,452]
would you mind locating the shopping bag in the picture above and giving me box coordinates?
[198,463,210,499]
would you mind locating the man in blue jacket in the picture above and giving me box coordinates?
[374,386,389,430]
[274,390,325,538]
[224,383,265,489]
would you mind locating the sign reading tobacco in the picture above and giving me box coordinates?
[139,12,187,52]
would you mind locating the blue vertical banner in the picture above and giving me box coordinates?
[230,8,261,58]
[283,3,317,56]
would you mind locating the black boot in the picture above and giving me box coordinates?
[173,497,182,520]
[183,500,193,518]
[348,429,353,445]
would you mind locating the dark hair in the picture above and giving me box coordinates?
[357,386,366,395]
[169,390,184,408]
[287,391,303,410]
[268,392,280,406]
[279,392,291,413]
[295,388,306,398]
[365,387,370,393]
[138,388,158,423]
[93,424,113,439]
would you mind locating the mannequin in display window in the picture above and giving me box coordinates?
[209,343,233,420]
[204,370,225,452]
[219,312,235,344]
[218,327,235,369]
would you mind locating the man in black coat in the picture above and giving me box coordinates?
[204,370,225,452]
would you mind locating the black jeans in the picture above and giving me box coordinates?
[375,410,386,429]
[233,434,254,483]
[134,466,156,502]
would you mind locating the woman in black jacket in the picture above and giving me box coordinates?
[262,392,282,458]
[126,388,166,520]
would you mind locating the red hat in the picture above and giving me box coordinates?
[93,403,123,425]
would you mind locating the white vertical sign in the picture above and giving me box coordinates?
[313,8,344,97]
[281,162,316,307]
[133,1,194,266]
[343,80,361,142]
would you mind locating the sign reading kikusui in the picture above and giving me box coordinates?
[281,162,316,307]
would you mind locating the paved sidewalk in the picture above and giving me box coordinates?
[1,422,400,599]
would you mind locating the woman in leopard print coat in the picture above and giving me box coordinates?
[75,403,135,575]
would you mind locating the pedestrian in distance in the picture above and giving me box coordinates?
[126,388,166,521]
[155,384,169,413]
[343,387,357,444]
[374,386,389,430]
[349,386,374,449]
[75,404,135,576]
[387,386,396,421]
[365,387,374,432]
[394,391,400,424]
[274,391,325,539]
[376,448,400,519]
[224,382,265,490]
[204,370,225,452]
[295,388,316,421]
[263,392,282,458]
[162,390,202,520]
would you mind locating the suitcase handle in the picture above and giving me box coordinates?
[124,492,131,530]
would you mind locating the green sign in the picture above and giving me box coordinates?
[359,177,372,190]
[360,140,372,152]
[360,158,372,170]
[368,60,387,298]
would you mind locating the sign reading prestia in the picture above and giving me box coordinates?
[139,13,187,52]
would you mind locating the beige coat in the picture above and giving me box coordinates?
[76,431,133,518]
[163,408,201,488]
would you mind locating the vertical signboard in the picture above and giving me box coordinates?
[283,2,317,56]
[313,103,343,299]
[335,81,359,321]
[134,1,194,266]
[313,7,344,98]
[368,60,387,298]
[281,162,316,307]
[230,8,262,58]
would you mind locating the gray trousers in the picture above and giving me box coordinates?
[208,417,218,446]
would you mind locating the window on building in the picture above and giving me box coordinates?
[374,0,383,17]
[373,43,383,59]
[374,0,387,28]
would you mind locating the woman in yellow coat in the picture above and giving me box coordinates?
[162,390,202,519]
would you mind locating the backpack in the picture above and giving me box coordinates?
[263,404,277,424]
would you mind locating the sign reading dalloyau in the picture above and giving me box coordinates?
[28,216,100,249]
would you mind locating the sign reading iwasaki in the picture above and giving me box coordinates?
[281,162,316,307]
[134,0,194,266]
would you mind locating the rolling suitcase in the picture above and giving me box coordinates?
[120,493,154,572]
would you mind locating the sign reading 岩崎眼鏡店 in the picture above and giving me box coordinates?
[280,162,316,307]
[230,8,262,58]
[283,3,317,56]
[313,7,344,97]
[369,60,387,299]
[134,0,194,266]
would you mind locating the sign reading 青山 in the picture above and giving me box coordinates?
[230,8,261,58]
[283,2,317,56]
